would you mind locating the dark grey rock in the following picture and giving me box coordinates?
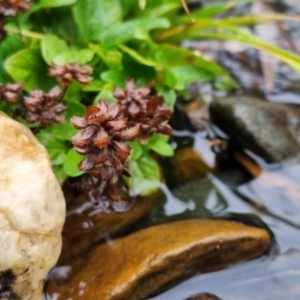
[209,96,300,162]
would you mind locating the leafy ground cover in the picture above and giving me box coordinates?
[1,0,300,208]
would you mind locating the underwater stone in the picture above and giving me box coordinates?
[47,219,270,300]
[0,112,65,300]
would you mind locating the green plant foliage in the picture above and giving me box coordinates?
[5,49,56,91]
[0,35,23,82]
[73,0,123,42]
[63,149,84,177]
[1,0,300,196]
[41,34,94,65]
[129,153,161,196]
[100,18,170,47]
[154,44,236,90]
[148,134,174,157]
[38,0,77,9]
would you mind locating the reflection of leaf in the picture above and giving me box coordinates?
[129,153,160,195]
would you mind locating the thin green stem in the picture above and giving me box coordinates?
[16,14,25,44]
[4,25,44,39]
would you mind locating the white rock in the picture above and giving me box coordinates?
[0,112,65,300]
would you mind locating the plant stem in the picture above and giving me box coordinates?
[180,0,195,23]
[16,14,24,44]
[4,25,44,39]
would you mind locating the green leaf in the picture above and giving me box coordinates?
[173,3,238,25]
[129,140,143,160]
[138,0,180,18]
[38,0,76,8]
[5,48,56,91]
[63,149,84,177]
[155,44,227,75]
[43,122,77,140]
[53,166,68,184]
[118,44,158,67]
[160,89,176,109]
[101,70,127,88]
[41,34,69,64]
[65,99,86,118]
[64,81,82,102]
[82,79,104,92]
[148,134,174,156]
[193,25,300,74]
[169,66,214,90]
[155,44,235,90]
[129,153,160,195]
[76,48,95,64]
[73,0,123,42]
[122,53,156,86]
[101,18,170,47]
[0,35,23,82]
[36,130,68,166]
[41,34,95,65]
[95,90,116,103]
[90,44,123,70]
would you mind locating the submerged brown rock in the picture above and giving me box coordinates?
[173,147,212,181]
[47,219,270,300]
[184,293,222,300]
[58,183,161,265]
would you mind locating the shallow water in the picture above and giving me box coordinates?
[45,127,300,300]
[147,131,300,300]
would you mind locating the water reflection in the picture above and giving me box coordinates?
[150,162,300,299]
[160,183,196,216]
[149,250,300,300]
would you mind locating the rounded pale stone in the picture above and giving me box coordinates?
[0,112,65,300]
[47,219,270,300]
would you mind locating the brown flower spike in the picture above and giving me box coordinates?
[0,82,23,104]
[48,62,93,86]
[24,86,66,127]
[71,101,139,182]
[71,101,139,211]
[113,79,172,143]
[0,0,31,16]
